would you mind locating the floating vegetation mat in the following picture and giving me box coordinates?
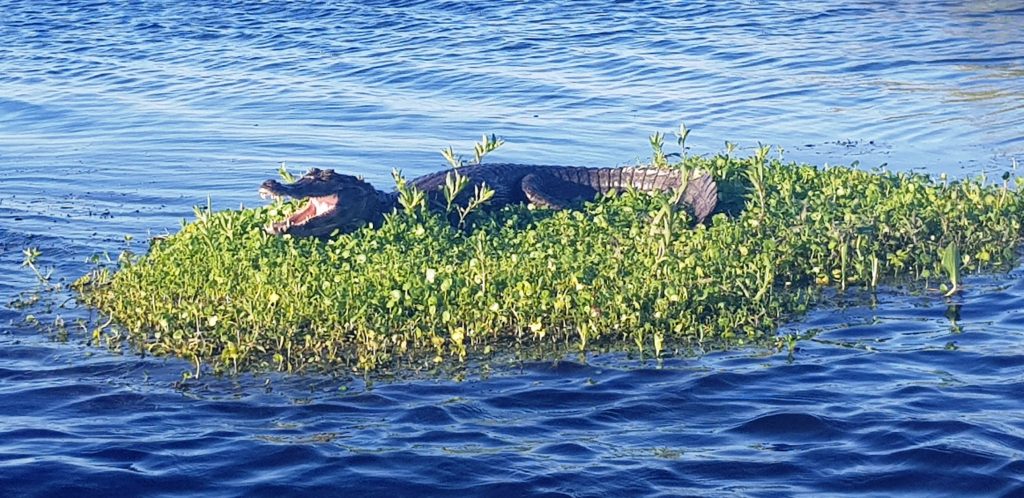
[74,148,1024,376]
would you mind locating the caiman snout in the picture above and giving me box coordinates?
[259,179,285,199]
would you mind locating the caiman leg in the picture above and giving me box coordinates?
[677,173,718,223]
[521,173,599,210]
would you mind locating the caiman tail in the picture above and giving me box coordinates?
[541,166,718,223]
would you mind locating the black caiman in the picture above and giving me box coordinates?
[259,163,718,238]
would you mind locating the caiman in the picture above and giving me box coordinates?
[259,163,718,238]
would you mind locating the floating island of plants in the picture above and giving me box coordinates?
[74,136,1024,377]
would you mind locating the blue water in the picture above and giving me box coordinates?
[3,1,1024,496]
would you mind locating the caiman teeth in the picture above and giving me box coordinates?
[263,194,339,236]
[265,219,291,235]
[258,187,283,200]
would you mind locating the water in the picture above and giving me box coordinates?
[2,0,1024,495]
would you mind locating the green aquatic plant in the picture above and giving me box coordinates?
[72,137,1024,377]
[21,247,50,284]
[940,241,961,296]
[676,122,691,156]
[442,133,504,169]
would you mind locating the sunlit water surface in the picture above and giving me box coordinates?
[2,1,1024,496]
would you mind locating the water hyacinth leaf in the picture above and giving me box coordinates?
[71,137,1024,376]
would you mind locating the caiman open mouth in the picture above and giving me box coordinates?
[260,186,340,235]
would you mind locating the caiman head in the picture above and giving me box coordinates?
[259,168,384,237]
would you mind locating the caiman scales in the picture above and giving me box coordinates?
[259,163,718,238]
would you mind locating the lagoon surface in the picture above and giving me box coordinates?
[3,1,1024,496]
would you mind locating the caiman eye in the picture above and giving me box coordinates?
[307,168,321,175]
